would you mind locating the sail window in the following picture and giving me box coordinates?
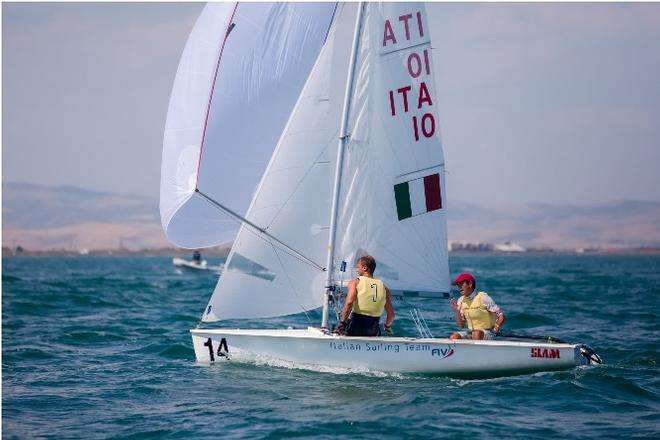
[226,253,276,282]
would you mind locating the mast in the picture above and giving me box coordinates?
[321,2,365,329]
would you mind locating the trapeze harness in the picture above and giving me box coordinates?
[347,276,386,337]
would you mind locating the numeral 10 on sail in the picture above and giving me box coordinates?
[383,10,437,143]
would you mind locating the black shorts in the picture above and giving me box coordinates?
[346,313,381,337]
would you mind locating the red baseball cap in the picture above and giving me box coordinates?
[454,273,475,285]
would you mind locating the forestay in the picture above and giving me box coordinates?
[160,2,337,249]
[202,4,358,321]
[335,3,450,296]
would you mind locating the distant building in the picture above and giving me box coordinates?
[494,242,526,253]
[449,241,494,252]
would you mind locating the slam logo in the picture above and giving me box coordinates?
[531,347,560,359]
[431,347,454,358]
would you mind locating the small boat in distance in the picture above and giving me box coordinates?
[173,251,222,273]
[172,257,223,273]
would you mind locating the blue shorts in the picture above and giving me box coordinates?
[455,329,496,340]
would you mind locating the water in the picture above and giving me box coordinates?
[3,255,659,439]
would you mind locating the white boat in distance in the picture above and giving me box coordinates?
[172,257,223,273]
[160,2,601,377]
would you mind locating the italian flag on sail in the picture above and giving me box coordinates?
[394,173,442,220]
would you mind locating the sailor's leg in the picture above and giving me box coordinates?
[471,329,485,340]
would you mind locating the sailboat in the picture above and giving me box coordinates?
[172,257,223,273]
[160,2,601,377]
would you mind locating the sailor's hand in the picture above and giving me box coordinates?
[337,320,347,335]
[494,324,501,335]
[384,323,393,335]
[450,298,459,312]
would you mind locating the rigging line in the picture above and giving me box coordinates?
[418,309,434,338]
[239,221,322,272]
[227,208,328,279]
[416,309,432,338]
[411,308,421,334]
[398,296,436,338]
[268,240,313,325]
[196,189,325,271]
[409,310,421,337]
[266,135,335,230]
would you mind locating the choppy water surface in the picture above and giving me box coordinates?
[3,255,659,438]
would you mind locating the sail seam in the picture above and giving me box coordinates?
[268,241,314,324]
[396,164,444,179]
[194,2,239,190]
[265,135,334,230]
[381,40,429,56]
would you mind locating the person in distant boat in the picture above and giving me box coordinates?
[338,255,395,337]
[449,273,505,340]
[192,250,201,265]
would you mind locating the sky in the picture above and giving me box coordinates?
[3,2,660,206]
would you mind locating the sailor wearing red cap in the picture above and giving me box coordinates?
[449,273,506,340]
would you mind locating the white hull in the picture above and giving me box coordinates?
[172,258,222,273]
[191,327,597,377]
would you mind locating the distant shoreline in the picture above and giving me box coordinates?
[1,247,231,258]
[4,247,660,257]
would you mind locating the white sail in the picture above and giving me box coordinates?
[335,2,450,296]
[160,2,337,249]
[202,4,358,322]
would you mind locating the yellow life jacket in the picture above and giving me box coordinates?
[352,276,386,318]
[460,291,496,330]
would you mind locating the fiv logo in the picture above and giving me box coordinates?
[431,347,454,358]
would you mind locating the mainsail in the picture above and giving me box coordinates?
[160,2,337,249]
[335,3,450,296]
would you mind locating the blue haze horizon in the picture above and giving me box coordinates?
[3,255,659,438]
[3,3,660,205]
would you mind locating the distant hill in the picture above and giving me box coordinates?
[3,182,166,251]
[3,182,159,229]
[447,199,660,249]
[3,182,660,251]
